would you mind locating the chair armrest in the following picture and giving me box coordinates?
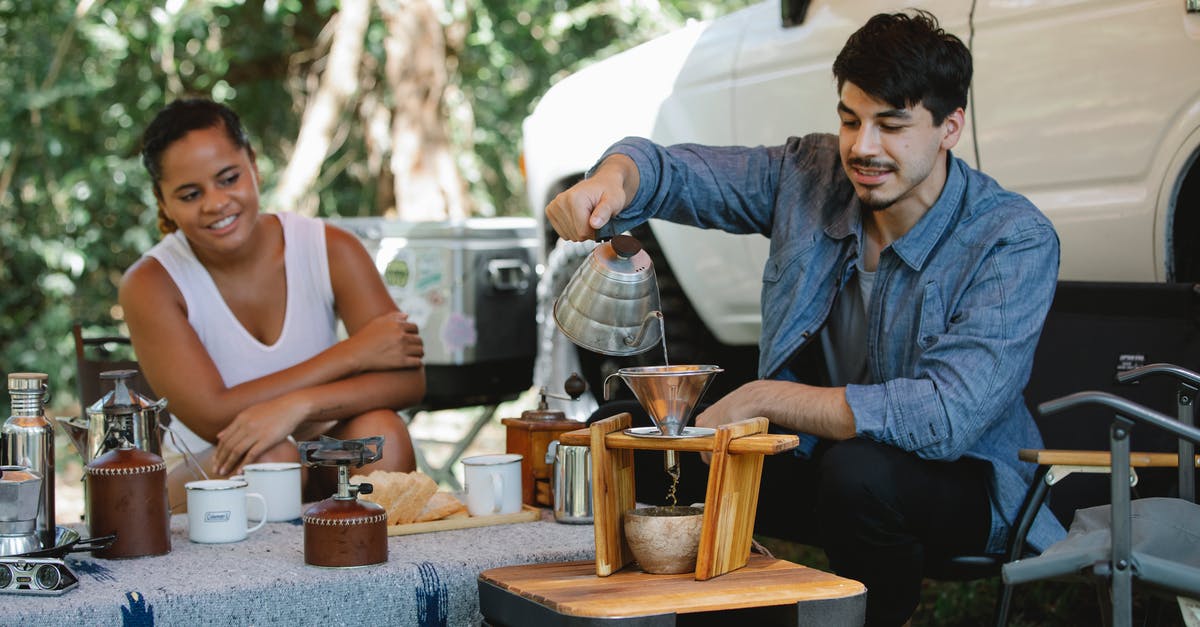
[1018,449,1200,468]
[1038,391,1200,447]
[1115,362,1200,389]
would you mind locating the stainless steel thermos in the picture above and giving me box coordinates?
[2,373,55,546]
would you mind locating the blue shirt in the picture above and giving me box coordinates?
[596,134,1067,554]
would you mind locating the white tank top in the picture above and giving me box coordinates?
[144,212,338,453]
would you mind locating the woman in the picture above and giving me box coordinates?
[120,98,424,508]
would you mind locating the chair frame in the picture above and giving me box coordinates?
[72,323,155,414]
[997,363,1200,626]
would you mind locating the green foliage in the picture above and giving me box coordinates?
[0,0,326,406]
[0,0,755,409]
[455,0,757,216]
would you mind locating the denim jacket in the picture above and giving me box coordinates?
[596,134,1067,554]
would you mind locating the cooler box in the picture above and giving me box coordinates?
[329,217,539,410]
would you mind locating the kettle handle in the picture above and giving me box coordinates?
[602,372,621,402]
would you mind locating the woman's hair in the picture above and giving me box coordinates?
[140,98,252,234]
[832,10,971,124]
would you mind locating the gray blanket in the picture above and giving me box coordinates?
[7,513,595,626]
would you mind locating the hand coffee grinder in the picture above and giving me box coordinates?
[298,436,386,568]
[501,372,588,508]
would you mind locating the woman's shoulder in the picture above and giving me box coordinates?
[322,220,369,259]
[119,254,184,312]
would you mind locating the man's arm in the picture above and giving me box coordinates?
[546,137,800,242]
[694,380,856,440]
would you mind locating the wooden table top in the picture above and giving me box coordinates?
[478,554,865,619]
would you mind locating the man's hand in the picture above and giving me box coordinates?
[691,383,764,464]
[213,394,308,476]
[545,154,639,241]
[694,383,762,432]
[345,311,424,373]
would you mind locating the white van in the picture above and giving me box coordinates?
[523,0,1200,397]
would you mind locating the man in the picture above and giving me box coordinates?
[546,11,1066,626]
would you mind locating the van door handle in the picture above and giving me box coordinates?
[487,259,531,292]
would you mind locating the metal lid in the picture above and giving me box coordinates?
[7,373,48,392]
[0,466,40,484]
[88,369,156,414]
[588,235,654,282]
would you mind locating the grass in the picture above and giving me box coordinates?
[755,537,1186,626]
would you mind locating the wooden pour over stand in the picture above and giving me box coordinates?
[478,414,868,625]
[559,412,795,580]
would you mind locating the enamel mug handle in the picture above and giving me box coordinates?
[246,493,268,533]
[491,473,503,514]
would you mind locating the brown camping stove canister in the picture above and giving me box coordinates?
[299,436,386,568]
[85,445,170,559]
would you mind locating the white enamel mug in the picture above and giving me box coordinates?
[185,479,267,543]
[232,462,302,522]
[462,453,523,516]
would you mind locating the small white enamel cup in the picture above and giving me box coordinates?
[185,479,267,543]
[462,453,523,516]
[232,462,302,522]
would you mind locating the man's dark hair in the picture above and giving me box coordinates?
[832,10,971,124]
[140,98,252,191]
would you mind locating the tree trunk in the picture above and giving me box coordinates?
[271,0,370,216]
[379,0,470,222]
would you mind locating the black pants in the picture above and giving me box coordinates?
[588,401,992,627]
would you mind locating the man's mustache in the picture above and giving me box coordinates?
[847,157,896,171]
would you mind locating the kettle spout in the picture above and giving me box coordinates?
[623,310,664,349]
[54,416,90,457]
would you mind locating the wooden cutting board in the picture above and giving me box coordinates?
[387,505,541,536]
[479,554,866,618]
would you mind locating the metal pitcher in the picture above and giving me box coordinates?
[546,440,592,524]
[58,370,167,463]
[552,234,663,356]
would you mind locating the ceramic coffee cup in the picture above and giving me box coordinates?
[185,479,267,543]
[231,462,302,522]
[462,453,523,516]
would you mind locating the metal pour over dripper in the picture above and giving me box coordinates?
[605,365,723,436]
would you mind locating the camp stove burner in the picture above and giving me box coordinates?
[298,436,388,568]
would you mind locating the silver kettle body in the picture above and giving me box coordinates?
[552,234,663,356]
[546,440,593,524]
[58,369,167,463]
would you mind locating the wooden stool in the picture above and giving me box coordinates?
[478,554,866,626]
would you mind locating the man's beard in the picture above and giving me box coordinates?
[858,191,895,212]
[847,157,899,212]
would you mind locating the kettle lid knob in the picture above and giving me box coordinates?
[610,234,643,259]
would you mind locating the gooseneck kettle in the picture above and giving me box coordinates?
[552,234,663,356]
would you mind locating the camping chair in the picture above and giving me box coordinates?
[72,323,157,414]
[1001,373,1200,627]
